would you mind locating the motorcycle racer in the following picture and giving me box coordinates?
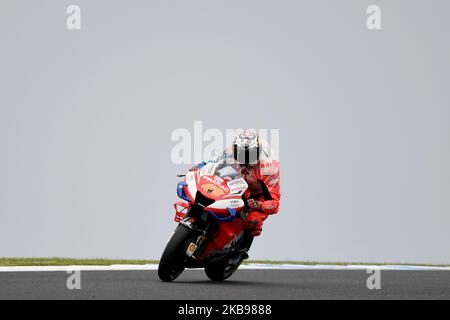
[191,129,281,239]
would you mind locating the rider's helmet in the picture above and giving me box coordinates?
[233,129,261,166]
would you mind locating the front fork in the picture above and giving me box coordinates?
[179,210,218,261]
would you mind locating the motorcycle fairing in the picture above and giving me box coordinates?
[197,219,246,261]
[182,165,247,215]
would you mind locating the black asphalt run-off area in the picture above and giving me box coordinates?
[1,269,449,300]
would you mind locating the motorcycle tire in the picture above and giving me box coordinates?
[204,255,244,281]
[158,224,197,282]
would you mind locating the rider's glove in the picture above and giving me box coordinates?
[246,199,261,211]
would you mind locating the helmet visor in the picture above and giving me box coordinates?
[233,145,260,165]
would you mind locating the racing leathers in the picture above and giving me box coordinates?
[240,161,280,236]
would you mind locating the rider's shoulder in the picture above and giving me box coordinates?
[257,157,280,176]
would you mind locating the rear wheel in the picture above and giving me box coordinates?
[158,224,197,282]
[204,255,244,281]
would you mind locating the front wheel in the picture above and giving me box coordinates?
[158,224,197,282]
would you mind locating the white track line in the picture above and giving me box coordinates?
[0,264,449,272]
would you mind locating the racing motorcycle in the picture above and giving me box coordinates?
[158,161,252,282]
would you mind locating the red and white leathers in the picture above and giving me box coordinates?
[240,157,281,236]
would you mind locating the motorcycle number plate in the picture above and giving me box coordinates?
[186,242,198,257]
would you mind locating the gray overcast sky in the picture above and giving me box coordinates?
[1,1,449,264]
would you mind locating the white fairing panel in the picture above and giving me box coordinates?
[227,176,248,195]
[199,163,217,177]
[208,198,245,211]
[186,172,197,199]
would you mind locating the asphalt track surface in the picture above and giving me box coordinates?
[1,269,450,300]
